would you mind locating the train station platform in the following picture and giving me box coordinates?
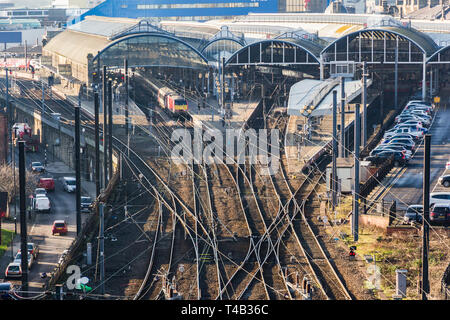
[285,104,357,175]
[188,96,260,131]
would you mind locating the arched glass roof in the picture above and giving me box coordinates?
[321,27,439,64]
[92,33,209,70]
[201,38,244,62]
[427,45,450,64]
[225,38,323,66]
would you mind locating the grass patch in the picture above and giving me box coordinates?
[0,229,15,257]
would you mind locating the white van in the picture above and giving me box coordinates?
[32,196,51,213]
[62,177,76,192]
[429,192,450,207]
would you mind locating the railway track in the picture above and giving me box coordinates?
[10,75,354,300]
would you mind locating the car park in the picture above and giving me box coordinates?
[429,192,450,207]
[430,204,450,223]
[4,263,22,279]
[31,162,45,173]
[438,174,450,187]
[32,196,51,213]
[14,252,34,270]
[403,205,423,224]
[81,196,93,213]
[62,177,76,192]
[38,178,55,191]
[52,220,68,235]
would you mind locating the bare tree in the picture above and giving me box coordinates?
[0,165,37,204]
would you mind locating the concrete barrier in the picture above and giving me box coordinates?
[359,213,389,229]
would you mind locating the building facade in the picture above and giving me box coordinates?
[72,0,329,24]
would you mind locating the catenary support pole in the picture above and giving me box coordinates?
[422,134,431,300]
[124,59,129,140]
[102,66,108,187]
[422,54,427,101]
[362,61,367,147]
[99,203,105,295]
[19,141,28,295]
[332,90,338,212]
[5,68,9,164]
[75,103,81,235]
[353,104,360,242]
[94,91,100,198]
[340,77,345,158]
[395,39,399,109]
[108,80,113,181]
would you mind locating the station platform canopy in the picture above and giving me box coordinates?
[287,78,365,118]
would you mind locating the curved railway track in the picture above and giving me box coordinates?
[7,75,354,300]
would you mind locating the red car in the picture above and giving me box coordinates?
[38,178,55,191]
[52,220,68,236]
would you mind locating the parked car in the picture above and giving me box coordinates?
[371,145,411,157]
[365,150,408,167]
[27,243,39,259]
[62,177,76,193]
[429,192,450,207]
[52,220,68,236]
[81,196,93,213]
[34,188,47,197]
[32,196,51,213]
[438,174,450,187]
[31,162,45,173]
[383,133,418,144]
[446,158,450,170]
[384,127,424,140]
[383,142,415,152]
[430,203,450,223]
[4,263,22,279]
[386,138,416,150]
[403,205,423,224]
[404,105,433,115]
[14,252,34,270]
[406,100,432,108]
[400,120,429,128]
[38,178,55,192]
[395,115,431,126]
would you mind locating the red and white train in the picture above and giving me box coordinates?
[157,87,188,114]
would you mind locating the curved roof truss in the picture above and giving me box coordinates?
[225,39,321,67]
[92,32,209,70]
[321,27,438,65]
[427,45,450,64]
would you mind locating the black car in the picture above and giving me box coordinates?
[439,175,450,188]
[365,151,407,167]
[403,205,423,224]
[81,197,93,213]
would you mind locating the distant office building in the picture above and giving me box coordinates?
[72,0,329,24]
[279,0,328,12]
[52,0,105,8]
